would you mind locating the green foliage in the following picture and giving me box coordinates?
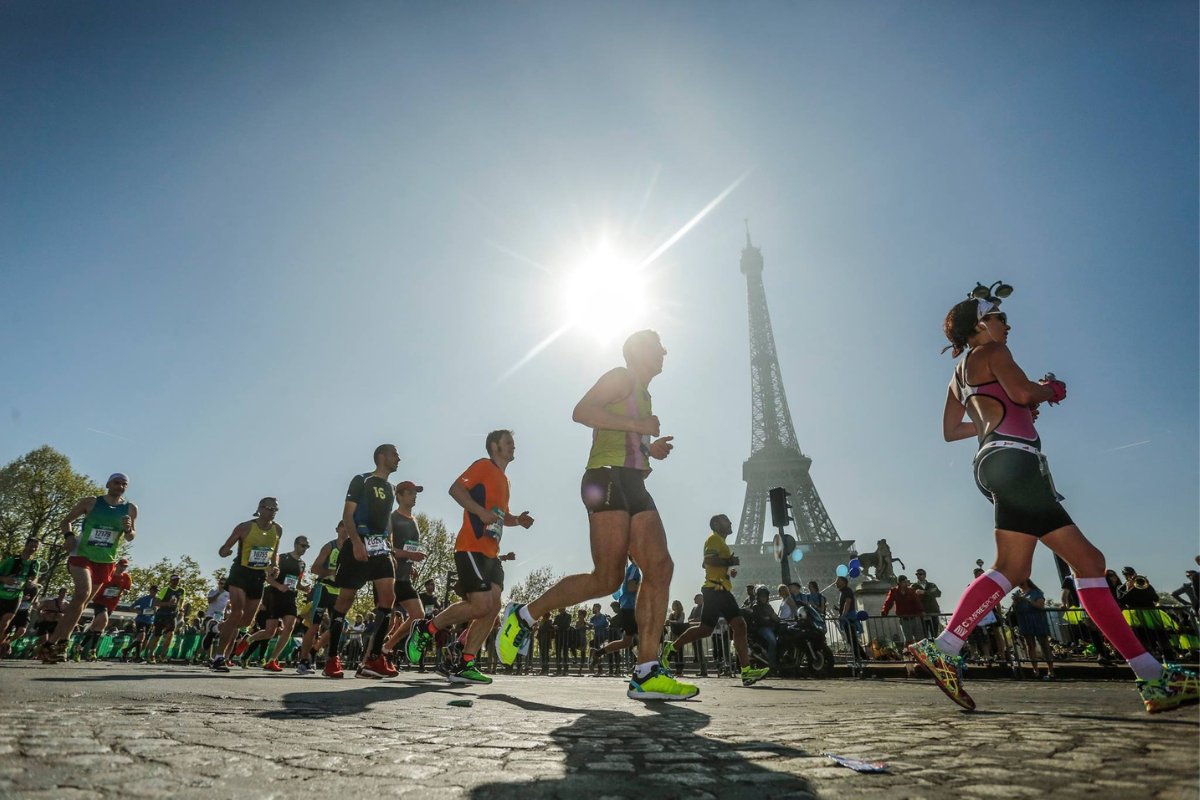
[505,564,562,605]
[125,555,208,623]
[0,446,104,592]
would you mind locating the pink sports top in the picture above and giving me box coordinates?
[953,349,1038,445]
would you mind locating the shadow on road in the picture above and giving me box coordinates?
[470,693,817,800]
[257,681,453,720]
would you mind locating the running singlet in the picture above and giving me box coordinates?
[0,557,47,600]
[236,521,281,570]
[453,459,510,559]
[702,533,733,592]
[391,511,421,582]
[74,496,130,563]
[155,586,184,617]
[317,539,340,596]
[586,375,653,472]
[131,595,154,624]
[276,552,306,591]
[96,572,132,605]
[953,350,1038,445]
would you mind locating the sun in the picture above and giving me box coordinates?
[561,243,648,343]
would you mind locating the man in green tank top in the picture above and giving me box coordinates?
[496,330,699,701]
[0,537,47,647]
[43,473,138,663]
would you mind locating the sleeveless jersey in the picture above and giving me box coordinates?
[235,521,280,570]
[953,350,1038,445]
[317,539,341,595]
[74,496,130,563]
[586,376,652,471]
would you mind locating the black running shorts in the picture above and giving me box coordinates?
[152,615,176,635]
[11,609,30,629]
[0,596,18,617]
[334,539,394,591]
[263,587,298,620]
[700,586,742,628]
[617,608,639,636]
[581,467,657,516]
[307,582,339,624]
[227,563,268,601]
[454,551,504,594]
[35,620,56,637]
[975,447,1074,538]
[393,579,419,606]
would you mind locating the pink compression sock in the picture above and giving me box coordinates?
[1074,577,1162,681]
[935,569,1012,656]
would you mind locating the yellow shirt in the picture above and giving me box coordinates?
[703,532,733,591]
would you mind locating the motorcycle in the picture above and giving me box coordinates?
[774,607,835,679]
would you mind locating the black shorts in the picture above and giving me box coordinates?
[153,615,176,635]
[263,588,298,620]
[700,586,742,628]
[228,563,268,601]
[581,467,657,517]
[617,608,638,636]
[308,583,339,624]
[88,601,112,615]
[334,540,394,592]
[975,446,1074,538]
[454,551,504,594]
[35,620,57,637]
[393,580,419,607]
[11,609,30,630]
[254,607,270,629]
[135,619,152,633]
[0,596,18,617]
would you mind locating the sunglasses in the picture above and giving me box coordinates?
[261,506,279,512]
[981,312,1007,325]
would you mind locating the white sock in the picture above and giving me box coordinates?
[1128,652,1165,682]
[935,630,966,657]
[635,661,657,679]
[518,605,536,627]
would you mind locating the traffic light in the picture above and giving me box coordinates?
[769,487,792,529]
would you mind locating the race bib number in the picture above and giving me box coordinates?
[248,547,273,567]
[88,528,117,548]
[423,604,436,616]
[402,540,420,553]
[284,575,299,590]
[364,535,389,557]
[103,586,121,598]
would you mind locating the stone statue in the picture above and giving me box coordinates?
[857,539,905,583]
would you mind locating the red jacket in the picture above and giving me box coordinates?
[881,585,924,616]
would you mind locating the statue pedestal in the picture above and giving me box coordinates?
[855,579,896,648]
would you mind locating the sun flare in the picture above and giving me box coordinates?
[561,244,648,343]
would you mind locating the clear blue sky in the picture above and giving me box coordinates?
[2,2,1196,604]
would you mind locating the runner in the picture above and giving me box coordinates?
[33,588,68,655]
[120,585,157,662]
[0,537,47,652]
[256,535,309,672]
[590,559,640,672]
[195,579,231,664]
[324,444,402,680]
[143,574,184,664]
[43,473,138,663]
[660,514,769,686]
[494,330,696,700]
[404,430,531,685]
[79,557,132,661]
[911,284,1198,713]
[297,523,346,675]
[0,583,40,660]
[210,498,282,673]
[382,481,427,660]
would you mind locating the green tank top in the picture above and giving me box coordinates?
[586,376,652,471]
[235,521,280,570]
[74,496,130,563]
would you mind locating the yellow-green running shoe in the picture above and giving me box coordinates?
[495,603,530,666]
[908,638,974,711]
[741,665,769,686]
[627,665,699,701]
[405,619,435,665]
[1138,663,1199,714]
[658,640,675,673]
[448,658,493,685]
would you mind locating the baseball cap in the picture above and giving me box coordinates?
[169,574,181,580]
[396,481,424,493]
[117,557,130,566]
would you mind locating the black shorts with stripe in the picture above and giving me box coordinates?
[454,551,504,595]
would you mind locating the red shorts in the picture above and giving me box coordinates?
[67,557,115,591]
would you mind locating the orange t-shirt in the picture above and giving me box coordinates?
[454,458,510,559]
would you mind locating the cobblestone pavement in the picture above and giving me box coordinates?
[0,662,1195,799]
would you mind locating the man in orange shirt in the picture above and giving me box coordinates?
[404,430,533,684]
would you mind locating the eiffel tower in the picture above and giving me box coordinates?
[735,224,853,568]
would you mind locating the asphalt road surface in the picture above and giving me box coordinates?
[0,662,1196,799]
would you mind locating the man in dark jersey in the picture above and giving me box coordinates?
[144,574,184,664]
[325,443,401,679]
[250,536,309,672]
[383,481,427,659]
[0,537,47,648]
[297,523,346,675]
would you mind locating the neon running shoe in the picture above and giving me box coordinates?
[263,660,283,673]
[296,662,313,676]
[448,658,493,685]
[658,640,676,674]
[323,656,344,679]
[405,620,435,665]
[146,655,157,665]
[210,656,230,673]
[495,603,530,666]
[359,654,391,679]
[908,639,974,711]
[1138,663,1199,714]
[741,665,770,687]
[627,665,699,701]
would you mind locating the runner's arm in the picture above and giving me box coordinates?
[59,497,96,548]
[342,502,365,549]
[448,482,496,523]
[988,345,1058,407]
[123,503,138,542]
[572,368,657,435]
[311,542,334,577]
[942,385,977,442]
